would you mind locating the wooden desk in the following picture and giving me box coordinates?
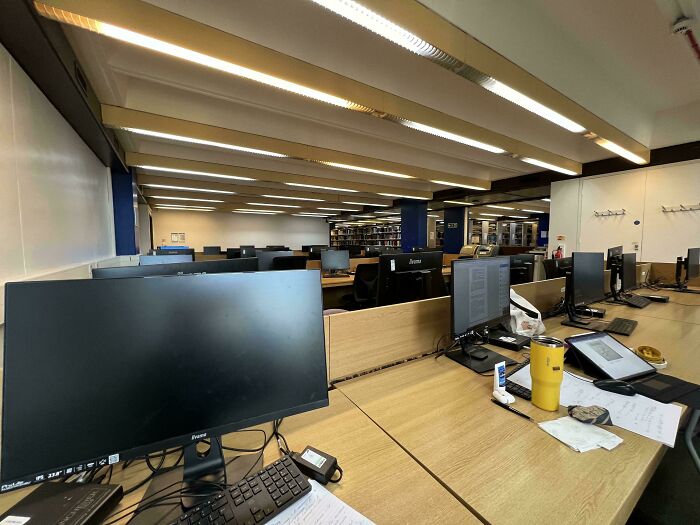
[0,391,476,524]
[607,291,700,325]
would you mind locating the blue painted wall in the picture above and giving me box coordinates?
[443,206,466,254]
[537,213,550,247]
[400,200,427,252]
[111,169,139,255]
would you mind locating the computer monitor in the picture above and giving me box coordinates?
[270,256,307,271]
[542,257,572,279]
[256,250,293,271]
[265,245,289,250]
[202,246,222,255]
[509,254,535,284]
[1,271,328,506]
[226,248,241,259]
[92,258,258,279]
[621,252,637,292]
[688,248,700,280]
[376,251,447,306]
[605,245,623,270]
[321,250,350,273]
[302,245,328,252]
[240,246,256,258]
[140,254,194,265]
[347,245,362,257]
[156,248,195,256]
[570,252,605,307]
[658,247,700,293]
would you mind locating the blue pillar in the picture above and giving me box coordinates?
[400,199,427,252]
[111,168,139,255]
[443,206,467,254]
[537,213,550,247]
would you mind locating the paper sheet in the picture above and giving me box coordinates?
[508,365,682,447]
[539,416,623,452]
[267,479,375,525]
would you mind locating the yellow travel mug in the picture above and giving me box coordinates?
[530,336,565,411]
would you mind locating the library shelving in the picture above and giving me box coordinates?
[330,224,401,247]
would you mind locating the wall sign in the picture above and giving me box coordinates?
[447,222,458,229]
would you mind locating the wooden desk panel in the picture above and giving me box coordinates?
[338,357,666,525]
[611,291,700,325]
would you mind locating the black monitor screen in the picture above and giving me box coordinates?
[256,250,293,271]
[376,252,446,306]
[240,246,256,258]
[621,253,637,292]
[688,248,700,280]
[571,252,605,306]
[321,250,350,271]
[606,246,623,270]
[451,257,511,336]
[156,248,195,256]
[141,254,193,265]
[1,271,328,489]
[92,258,258,279]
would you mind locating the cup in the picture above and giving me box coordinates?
[530,336,565,411]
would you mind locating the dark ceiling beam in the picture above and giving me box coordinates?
[434,140,700,202]
[0,0,126,171]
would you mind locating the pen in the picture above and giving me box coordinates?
[491,399,534,422]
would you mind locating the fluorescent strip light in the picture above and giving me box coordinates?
[320,161,413,179]
[595,139,648,164]
[150,195,224,203]
[142,183,234,195]
[480,213,502,216]
[233,211,282,215]
[318,207,360,211]
[521,157,578,176]
[352,215,375,218]
[293,214,330,217]
[234,208,285,213]
[401,120,505,154]
[444,200,471,205]
[136,165,255,181]
[342,201,390,207]
[508,216,528,219]
[155,204,216,209]
[246,202,301,208]
[431,180,487,190]
[485,204,514,210]
[155,206,213,212]
[378,193,429,200]
[542,198,551,202]
[294,212,336,216]
[285,182,359,193]
[262,194,324,202]
[481,79,586,133]
[521,209,544,213]
[123,128,285,158]
[428,214,439,218]
[376,211,400,215]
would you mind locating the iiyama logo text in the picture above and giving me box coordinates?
[192,433,207,441]
[409,259,421,265]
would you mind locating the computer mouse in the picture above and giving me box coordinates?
[593,379,636,396]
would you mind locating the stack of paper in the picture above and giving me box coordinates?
[539,416,623,452]
[508,365,682,447]
[268,479,375,525]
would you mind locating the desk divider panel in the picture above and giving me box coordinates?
[326,297,450,381]
[307,257,379,271]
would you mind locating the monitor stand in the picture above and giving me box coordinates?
[129,438,262,524]
[445,335,516,373]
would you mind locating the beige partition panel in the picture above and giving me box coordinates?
[324,315,331,384]
[651,262,700,287]
[327,297,450,381]
[512,278,566,312]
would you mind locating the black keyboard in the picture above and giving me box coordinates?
[505,359,532,400]
[174,456,311,525]
[604,317,638,336]
[622,294,651,309]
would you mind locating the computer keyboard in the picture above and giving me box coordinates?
[505,359,532,400]
[604,317,638,336]
[621,294,651,309]
[174,456,311,525]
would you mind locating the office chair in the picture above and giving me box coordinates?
[542,259,558,280]
[345,263,379,309]
[270,256,307,271]
[203,246,222,255]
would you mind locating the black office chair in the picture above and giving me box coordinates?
[203,246,222,255]
[343,263,379,309]
[510,266,530,285]
[542,259,558,280]
[270,256,307,271]
[226,248,240,259]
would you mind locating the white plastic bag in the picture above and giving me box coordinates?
[509,289,545,337]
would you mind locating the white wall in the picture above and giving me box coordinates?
[0,43,115,321]
[152,209,330,250]
[549,160,700,262]
[138,203,153,254]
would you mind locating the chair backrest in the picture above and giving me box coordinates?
[270,256,307,271]
[353,263,379,303]
[203,246,222,255]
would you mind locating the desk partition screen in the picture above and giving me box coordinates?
[1,271,327,492]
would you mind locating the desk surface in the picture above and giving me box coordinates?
[0,391,477,524]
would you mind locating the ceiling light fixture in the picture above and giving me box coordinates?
[521,209,544,213]
[262,194,324,202]
[480,213,502,216]
[285,182,359,193]
[234,208,285,213]
[135,165,255,181]
[155,206,213,212]
[352,214,375,218]
[401,120,504,153]
[122,128,286,157]
[508,215,528,219]
[542,198,551,202]
[318,207,361,211]
[443,200,472,205]
[378,193,429,200]
[293,213,330,217]
[521,157,578,176]
[375,211,400,215]
[485,204,514,210]
[341,201,390,207]
[431,180,487,190]
[150,195,224,203]
[233,210,282,215]
[320,161,413,179]
[142,183,234,194]
[594,138,647,164]
[428,214,439,218]
[154,204,216,210]
[246,202,301,208]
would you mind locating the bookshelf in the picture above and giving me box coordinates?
[330,225,401,247]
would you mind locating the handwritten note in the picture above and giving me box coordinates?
[267,480,374,525]
[509,366,682,447]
